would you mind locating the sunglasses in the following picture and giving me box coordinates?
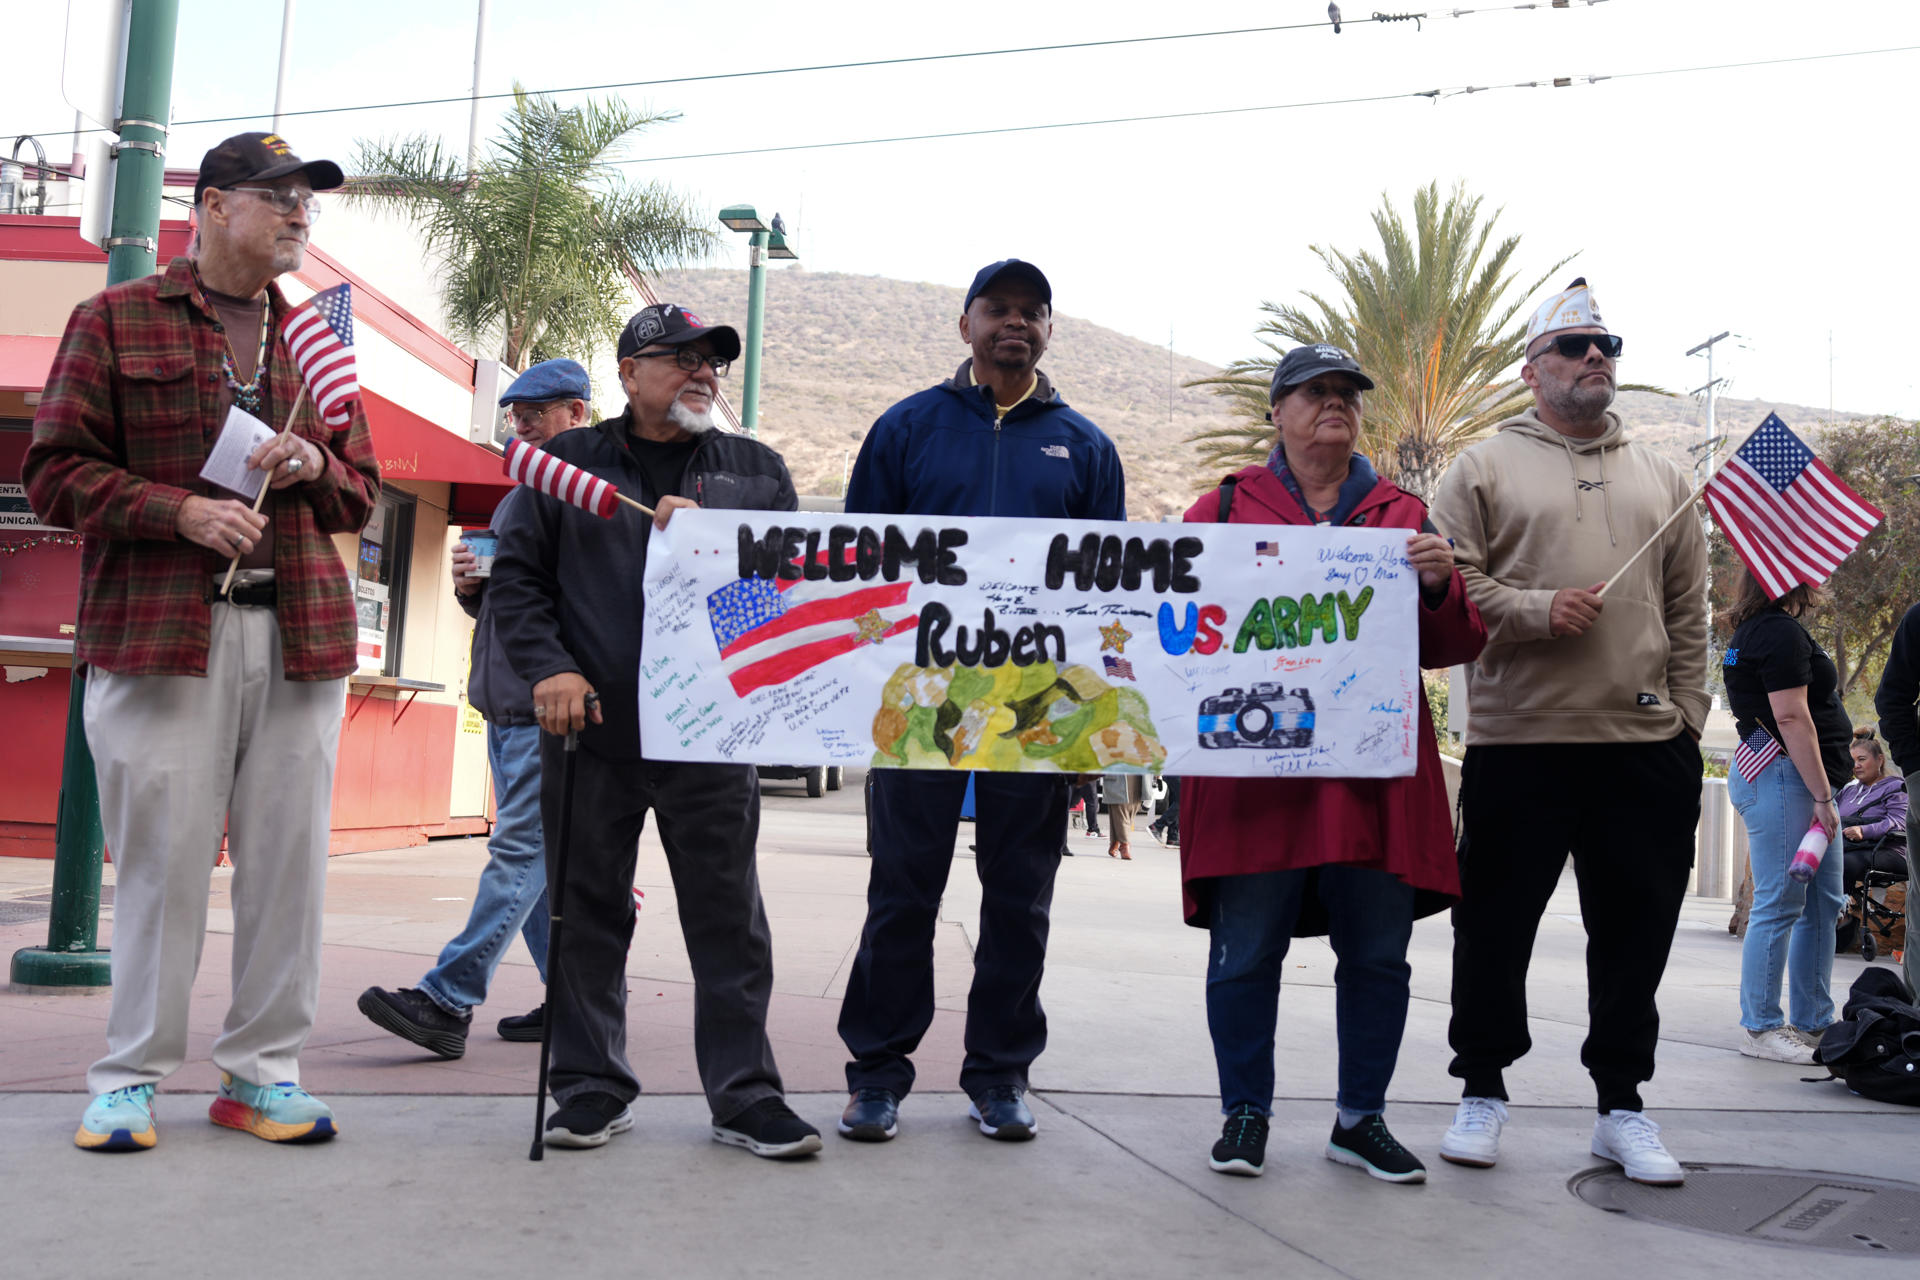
[630,348,732,377]
[227,186,321,220]
[1531,333,1624,361]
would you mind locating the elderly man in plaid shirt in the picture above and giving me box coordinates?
[23,133,380,1153]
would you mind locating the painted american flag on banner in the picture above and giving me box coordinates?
[282,283,359,427]
[1703,414,1882,598]
[1733,725,1782,783]
[706,550,919,696]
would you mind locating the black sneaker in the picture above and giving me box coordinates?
[1326,1113,1427,1184]
[1209,1105,1268,1177]
[356,986,470,1060]
[838,1088,900,1142]
[544,1091,633,1149]
[713,1096,823,1159]
[967,1085,1036,1141]
[496,1003,544,1042]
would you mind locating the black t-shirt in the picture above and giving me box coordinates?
[1724,608,1853,787]
[626,433,700,505]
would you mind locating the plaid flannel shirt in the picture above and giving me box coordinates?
[22,257,382,680]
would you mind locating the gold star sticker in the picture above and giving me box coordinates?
[1099,621,1131,654]
[854,609,890,644]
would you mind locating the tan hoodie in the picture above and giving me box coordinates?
[1430,409,1708,745]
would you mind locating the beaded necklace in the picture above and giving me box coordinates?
[191,263,272,416]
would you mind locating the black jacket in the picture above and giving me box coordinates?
[1874,601,1920,775]
[490,411,798,757]
[460,486,534,727]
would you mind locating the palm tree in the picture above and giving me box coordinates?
[343,87,714,372]
[1187,181,1571,500]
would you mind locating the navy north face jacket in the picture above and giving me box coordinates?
[845,360,1126,521]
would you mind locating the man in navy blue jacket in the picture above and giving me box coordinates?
[836,260,1126,1144]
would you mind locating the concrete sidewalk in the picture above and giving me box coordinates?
[3,772,1915,1279]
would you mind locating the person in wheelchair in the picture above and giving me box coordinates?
[1839,729,1908,887]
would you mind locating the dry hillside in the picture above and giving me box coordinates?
[650,268,1893,513]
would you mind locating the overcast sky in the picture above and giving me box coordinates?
[8,0,1919,424]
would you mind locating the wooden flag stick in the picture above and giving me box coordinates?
[1594,476,1711,600]
[219,385,308,597]
[614,492,655,518]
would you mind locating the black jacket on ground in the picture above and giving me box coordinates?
[1875,601,1920,775]
[490,411,798,758]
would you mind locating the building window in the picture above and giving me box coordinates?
[355,487,414,676]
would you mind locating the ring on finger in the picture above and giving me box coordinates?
[287,457,304,475]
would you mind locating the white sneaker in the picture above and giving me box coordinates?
[1438,1096,1507,1168]
[1740,1026,1816,1065]
[1591,1110,1685,1186]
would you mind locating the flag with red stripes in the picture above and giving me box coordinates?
[706,550,919,697]
[282,283,359,427]
[502,437,619,519]
[1703,414,1882,598]
[1733,725,1782,782]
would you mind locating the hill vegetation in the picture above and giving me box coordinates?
[651,267,1889,516]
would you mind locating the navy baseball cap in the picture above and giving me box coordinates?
[617,303,742,362]
[195,132,344,204]
[963,259,1052,314]
[499,358,590,407]
[1269,343,1375,403]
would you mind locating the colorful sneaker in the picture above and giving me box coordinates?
[74,1084,158,1152]
[209,1072,338,1143]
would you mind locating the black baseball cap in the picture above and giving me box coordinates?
[1269,343,1375,403]
[617,303,743,362]
[963,259,1052,314]
[194,132,344,204]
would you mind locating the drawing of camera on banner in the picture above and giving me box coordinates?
[1196,683,1316,750]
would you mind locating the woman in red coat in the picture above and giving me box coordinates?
[1181,344,1486,1184]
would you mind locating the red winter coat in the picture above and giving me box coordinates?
[1178,465,1487,930]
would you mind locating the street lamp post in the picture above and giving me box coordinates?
[717,204,797,439]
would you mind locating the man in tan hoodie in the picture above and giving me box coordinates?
[1429,279,1707,1187]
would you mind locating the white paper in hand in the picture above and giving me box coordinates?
[199,405,278,502]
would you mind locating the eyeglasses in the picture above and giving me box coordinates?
[1531,333,1624,361]
[506,402,567,428]
[227,186,321,220]
[629,348,731,377]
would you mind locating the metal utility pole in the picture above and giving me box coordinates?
[467,0,489,175]
[11,0,179,993]
[1686,330,1733,484]
[741,229,768,437]
[272,0,296,132]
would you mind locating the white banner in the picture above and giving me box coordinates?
[639,510,1420,778]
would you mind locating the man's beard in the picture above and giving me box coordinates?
[667,397,715,435]
[1542,373,1615,424]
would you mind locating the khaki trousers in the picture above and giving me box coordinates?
[83,602,345,1094]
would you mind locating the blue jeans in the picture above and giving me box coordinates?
[1206,865,1415,1116]
[418,721,549,1014]
[1730,755,1844,1032]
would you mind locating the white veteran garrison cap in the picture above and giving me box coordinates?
[1524,276,1607,351]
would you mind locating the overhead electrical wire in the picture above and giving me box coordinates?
[19,2,1598,141]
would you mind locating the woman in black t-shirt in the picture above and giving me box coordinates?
[1721,574,1850,1064]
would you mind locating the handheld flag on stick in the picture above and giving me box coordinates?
[283,283,359,427]
[503,437,652,518]
[1704,413,1883,598]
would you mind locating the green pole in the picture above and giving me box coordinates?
[11,0,179,992]
[740,229,768,437]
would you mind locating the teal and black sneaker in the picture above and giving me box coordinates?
[75,1083,158,1152]
[209,1072,338,1143]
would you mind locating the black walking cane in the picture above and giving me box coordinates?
[529,690,598,1161]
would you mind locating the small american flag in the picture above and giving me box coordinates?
[1255,540,1281,558]
[1103,653,1136,681]
[707,548,918,696]
[282,283,359,427]
[1703,414,1882,598]
[1733,726,1782,782]
[503,437,619,518]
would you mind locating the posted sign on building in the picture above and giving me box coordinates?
[638,511,1421,778]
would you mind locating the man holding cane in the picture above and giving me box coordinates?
[490,304,819,1157]
[1431,278,1708,1185]
[25,132,379,1151]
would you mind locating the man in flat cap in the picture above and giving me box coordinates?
[357,359,593,1058]
[1431,278,1707,1186]
[835,260,1125,1146]
[490,305,821,1158]
[26,132,380,1151]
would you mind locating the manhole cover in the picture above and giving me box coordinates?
[1571,1164,1920,1255]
